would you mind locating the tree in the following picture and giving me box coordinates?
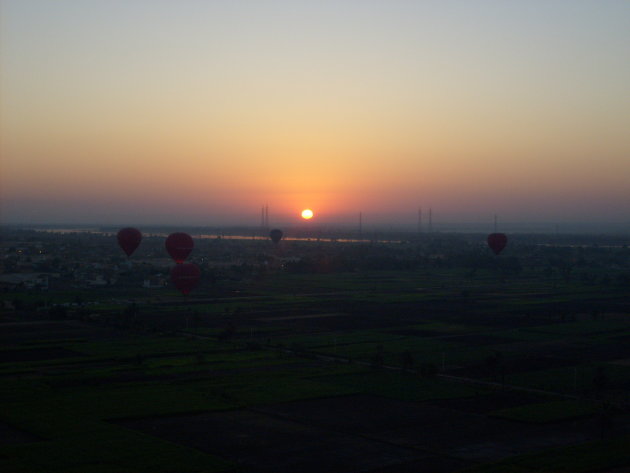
[485,351,504,378]
[419,362,437,377]
[124,302,139,318]
[599,402,614,438]
[401,351,414,371]
[218,320,236,341]
[593,366,609,394]
[371,345,384,369]
[49,305,67,320]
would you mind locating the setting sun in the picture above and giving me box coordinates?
[301,209,314,220]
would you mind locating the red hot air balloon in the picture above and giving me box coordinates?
[487,233,508,255]
[171,263,200,295]
[165,232,194,263]
[269,228,283,244]
[117,227,142,257]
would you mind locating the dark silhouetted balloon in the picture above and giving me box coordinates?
[165,232,194,263]
[117,227,142,257]
[487,233,508,255]
[269,228,283,244]
[171,263,200,295]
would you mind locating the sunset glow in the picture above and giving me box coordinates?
[301,209,314,220]
[1,1,629,226]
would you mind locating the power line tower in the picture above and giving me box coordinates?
[428,208,433,233]
[260,204,270,230]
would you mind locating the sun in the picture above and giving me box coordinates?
[301,209,314,220]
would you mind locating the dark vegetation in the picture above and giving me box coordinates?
[1,227,629,472]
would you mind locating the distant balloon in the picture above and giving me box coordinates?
[117,227,142,257]
[487,233,508,255]
[269,228,283,244]
[165,232,194,263]
[171,263,200,295]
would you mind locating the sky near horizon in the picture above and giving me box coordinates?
[1,0,629,226]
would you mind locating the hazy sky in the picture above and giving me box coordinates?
[2,0,629,226]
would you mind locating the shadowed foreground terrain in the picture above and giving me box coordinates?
[1,228,629,472]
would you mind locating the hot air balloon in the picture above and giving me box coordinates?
[165,232,194,263]
[171,263,201,295]
[487,233,508,255]
[269,228,283,244]
[117,227,142,257]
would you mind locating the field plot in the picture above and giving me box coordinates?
[0,346,82,363]
[0,422,41,445]
[0,320,109,345]
[117,406,424,473]
[2,231,630,472]
[118,393,612,471]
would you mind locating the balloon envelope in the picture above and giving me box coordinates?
[117,227,142,257]
[166,232,194,263]
[487,233,508,255]
[269,228,283,244]
[171,263,201,295]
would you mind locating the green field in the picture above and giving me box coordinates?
[2,232,629,472]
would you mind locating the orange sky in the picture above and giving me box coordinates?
[1,1,629,226]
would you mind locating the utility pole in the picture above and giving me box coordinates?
[418,207,422,234]
[428,208,433,233]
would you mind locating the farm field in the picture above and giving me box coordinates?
[1,229,630,472]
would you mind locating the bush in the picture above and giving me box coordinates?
[48,305,67,320]
[419,362,437,377]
